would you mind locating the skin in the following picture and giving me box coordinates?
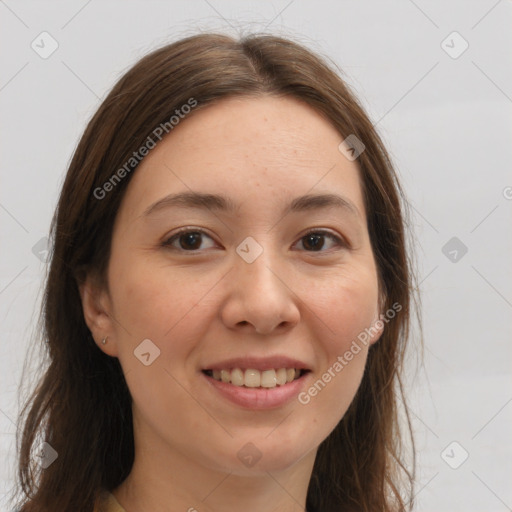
[80,96,384,512]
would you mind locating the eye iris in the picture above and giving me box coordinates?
[172,232,331,251]
[180,232,202,250]
[303,233,324,251]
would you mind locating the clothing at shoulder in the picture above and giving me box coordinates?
[94,491,127,512]
[93,492,318,512]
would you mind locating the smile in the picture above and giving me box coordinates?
[202,368,308,388]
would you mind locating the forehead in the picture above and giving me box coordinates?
[118,95,366,222]
[163,95,344,165]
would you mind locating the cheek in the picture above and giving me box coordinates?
[297,263,379,422]
[305,261,380,352]
[108,257,219,434]
[110,253,207,334]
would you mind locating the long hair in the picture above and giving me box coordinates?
[11,32,419,512]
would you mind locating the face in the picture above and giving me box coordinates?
[81,96,383,476]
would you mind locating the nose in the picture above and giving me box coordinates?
[219,249,301,335]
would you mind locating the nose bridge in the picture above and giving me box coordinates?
[234,235,284,294]
[221,234,300,334]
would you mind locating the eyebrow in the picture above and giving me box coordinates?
[142,191,360,218]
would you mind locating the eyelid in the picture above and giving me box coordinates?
[292,228,348,252]
[162,227,349,253]
[162,226,219,250]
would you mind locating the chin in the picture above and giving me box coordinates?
[208,434,316,476]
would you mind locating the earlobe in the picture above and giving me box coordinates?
[78,277,117,355]
[369,289,387,345]
[368,301,386,346]
[369,314,385,345]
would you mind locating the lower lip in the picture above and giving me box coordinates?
[202,371,310,410]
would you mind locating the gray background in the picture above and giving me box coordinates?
[1,1,511,510]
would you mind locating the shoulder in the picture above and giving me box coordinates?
[94,490,126,512]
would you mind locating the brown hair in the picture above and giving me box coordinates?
[11,32,419,512]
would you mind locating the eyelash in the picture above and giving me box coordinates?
[162,227,347,254]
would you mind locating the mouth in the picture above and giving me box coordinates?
[200,356,313,409]
[202,368,310,389]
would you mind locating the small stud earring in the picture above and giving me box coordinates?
[102,336,108,345]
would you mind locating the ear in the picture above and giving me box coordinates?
[78,274,118,357]
[368,288,387,346]
[368,312,385,346]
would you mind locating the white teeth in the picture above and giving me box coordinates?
[231,368,244,386]
[261,370,277,388]
[276,368,287,386]
[244,369,260,388]
[208,367,304,388]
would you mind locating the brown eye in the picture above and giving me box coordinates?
[163,229,216,251]
[302,233,324,251]
[296,231,344,252]
[177,232,203,250]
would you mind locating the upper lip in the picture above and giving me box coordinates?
[202,355,312,372]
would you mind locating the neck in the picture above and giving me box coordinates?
[112,419,316,512]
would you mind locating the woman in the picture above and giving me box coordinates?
[12,32,418,512]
